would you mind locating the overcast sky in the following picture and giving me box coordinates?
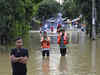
[56,0,64,4]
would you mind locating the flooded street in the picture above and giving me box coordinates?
[0,30,98,75]
[96,38,100,75]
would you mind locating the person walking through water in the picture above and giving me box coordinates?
[10,37,29,75]
[41,31,50,58]
[57,29,69,56]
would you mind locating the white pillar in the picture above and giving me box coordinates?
[92,0,96,40]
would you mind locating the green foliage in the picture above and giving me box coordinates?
[62,0,80,18]
[36,0,61,20]
[76,0,92,23]
[33,0,43,4]
[95,0,100,33]
[0,0,34,41]
[96,0,100,23]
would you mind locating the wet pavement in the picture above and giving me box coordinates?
[0,30,98,75]
[96,38,100,75]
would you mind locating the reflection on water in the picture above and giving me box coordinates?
[58,56,67,74]
[91,41,96,73]
[96,39,100,75]
[71,31,79,44]
[42,58,49,75]
[0,30,98,75]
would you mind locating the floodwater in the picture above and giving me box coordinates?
[0,30,98,75]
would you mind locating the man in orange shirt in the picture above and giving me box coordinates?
[41,31,50,58]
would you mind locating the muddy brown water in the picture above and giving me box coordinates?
[0,30,98,75]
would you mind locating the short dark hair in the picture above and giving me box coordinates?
[16,37,22,41]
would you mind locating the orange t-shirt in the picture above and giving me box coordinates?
[41,37,50,48]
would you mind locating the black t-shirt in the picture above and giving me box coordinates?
[10,48,29,72]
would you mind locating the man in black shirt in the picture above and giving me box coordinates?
[10,38,29,75]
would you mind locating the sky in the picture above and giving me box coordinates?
[56,0,64,4]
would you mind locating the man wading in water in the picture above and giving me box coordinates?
[41,31,50,58]
[57,29,69,56]
[10,37,29,75]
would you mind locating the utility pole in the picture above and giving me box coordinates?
[92,0,96,40]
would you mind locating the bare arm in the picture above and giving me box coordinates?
[10,55,22,63]
[10,55,28,64]
[19,56,28,64]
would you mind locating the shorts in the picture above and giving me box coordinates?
[60,48,66,56]
[42,48,50,56]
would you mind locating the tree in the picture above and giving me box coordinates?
[36,0,61,20]
[96,0,100,33]
[62,0,80,19]
[33,0,44,4]
[76,0,92,38]
[0,0,34,44]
